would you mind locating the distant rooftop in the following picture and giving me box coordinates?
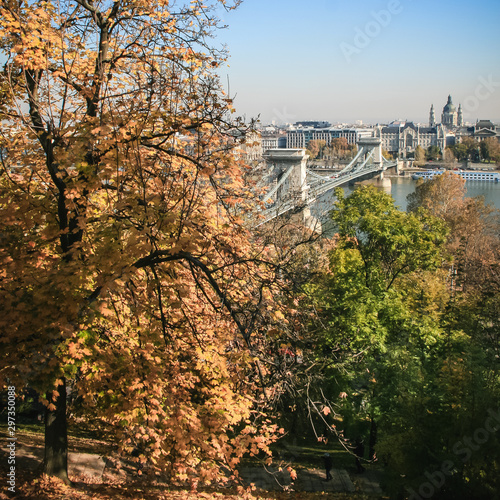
[387,120,407,127]
[294,121,332,128]
[475,119,495,128]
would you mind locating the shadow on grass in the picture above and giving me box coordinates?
[270,435,355,471]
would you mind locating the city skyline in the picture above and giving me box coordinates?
[215,0,500,125]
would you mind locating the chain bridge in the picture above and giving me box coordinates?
[256,138,397,230]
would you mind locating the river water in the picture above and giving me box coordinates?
[312,175,500,232]
[387,176,500,212]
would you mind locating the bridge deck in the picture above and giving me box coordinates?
[255,160,397,227]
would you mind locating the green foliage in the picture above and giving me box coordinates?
[305,185,500,499]
[449,137,481,162]
[449,136,500,163]
[426,145,442,161]
[449,143,469,161]
[331,186,447,291]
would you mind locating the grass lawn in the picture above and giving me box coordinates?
[271,436,355,470]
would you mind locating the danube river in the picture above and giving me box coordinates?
[387,176,500,212]
[312,175,500,232]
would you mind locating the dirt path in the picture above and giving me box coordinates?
[1,431,383,497]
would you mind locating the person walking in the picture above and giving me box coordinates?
[354,437,365,473]
[323,452,333,481]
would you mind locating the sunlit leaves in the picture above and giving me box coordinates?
[0,0,280,486]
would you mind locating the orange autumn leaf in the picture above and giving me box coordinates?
[0,0,294,486]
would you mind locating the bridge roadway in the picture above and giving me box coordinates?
[255,159,397,227]
[306,161,397,201]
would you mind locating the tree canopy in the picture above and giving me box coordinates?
[304,185,500,499]
[0,0,286,486]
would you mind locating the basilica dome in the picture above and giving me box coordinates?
[443,95,456,113]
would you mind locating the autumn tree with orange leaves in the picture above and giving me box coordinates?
[0,0,292,487]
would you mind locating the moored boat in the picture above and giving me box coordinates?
[412,170,500,182]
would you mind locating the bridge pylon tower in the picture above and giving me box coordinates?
[260,149,319,231]
[357,137,383,165]
[262,149,309,204]
[257,140,396,230]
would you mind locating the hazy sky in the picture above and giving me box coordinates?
[214,0,500,125]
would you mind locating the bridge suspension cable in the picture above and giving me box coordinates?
[254,145,398,228]
[261,164,295,203]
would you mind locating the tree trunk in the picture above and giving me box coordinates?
[368,417,377,461]
[44,380,71,484]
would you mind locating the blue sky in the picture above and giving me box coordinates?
[214,0,500,125]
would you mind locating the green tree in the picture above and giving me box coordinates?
[305,186,448,458]
[306,186,500,498]
[426,145,441,161]
[461,137,481,162]
[398,174,500,498]
[450,143,469,161]
[330,186,447,290]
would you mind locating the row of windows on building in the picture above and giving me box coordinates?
[285,128,371,149]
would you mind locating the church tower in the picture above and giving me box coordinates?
[429,104,436,127]
[442,95,458,128]
[457,104,464,126]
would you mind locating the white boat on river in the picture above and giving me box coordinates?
[412,170,499,182]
